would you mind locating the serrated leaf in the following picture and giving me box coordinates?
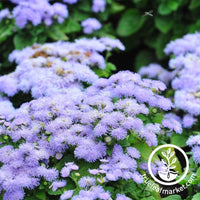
[116,9,146,37]
[155,17,173,33]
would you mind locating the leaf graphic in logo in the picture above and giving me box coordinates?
[162,151,167,158]
[167,148,171,155]
[170,165,176,169]
[161,159,167,166]
[170,151,175,158]
[171,158,177,164]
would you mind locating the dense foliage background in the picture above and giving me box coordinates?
[2,0,200,73]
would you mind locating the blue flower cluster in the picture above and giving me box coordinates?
[0,0,105,32]
[0,38,173,199]
[139,32,200,164]
[0,37,124,118]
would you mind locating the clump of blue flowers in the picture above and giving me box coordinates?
[0,0,106,34]
[0,37,124,119]
[139,32,200,166]
[0,46,173,199]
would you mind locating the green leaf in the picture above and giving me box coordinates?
[163,195,182,200]
[93,68,110,78]
[48,188,63,196]
[158,3,172,15]
[141,197,155,200]
[167,0,180,11]
[155,17,173,33]
[151,113,164,124]
[116,9,146,37]
[192,194,200,200]
[106,62,116,71]
[60,19,81,34]
[170,133,187,147]
[47,25,68,41]
[14,33,37,50]
[196,167,200,177]
[189,0,200,9]
[110,2,125,14]
[134,142,155,161]
[35,190,46,200]
[0,22,14,43]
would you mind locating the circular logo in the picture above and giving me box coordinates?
[148,144,189,186]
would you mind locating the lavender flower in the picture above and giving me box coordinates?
[78,176,96,188]
[60,190,74,200]
[92,0,106,13]
[49,180,66,192]
[63,0,78,4]
[81,18,102,34]
[162,113,182,134]
[0,38,124,99]
[0,9,11,21]
[3,0,68,28]
[116,194,130,200]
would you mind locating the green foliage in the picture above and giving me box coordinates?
[192,193,200,200]
[170,133,188,147]
[163,195,182,200]
[116,9,146,37]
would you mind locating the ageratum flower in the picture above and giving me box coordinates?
[0,70,173,199]
[139,32,200,166]
[6,0,68,28]
[81,18,102,34]
[92,0,106,13]
[0,38,124,99]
